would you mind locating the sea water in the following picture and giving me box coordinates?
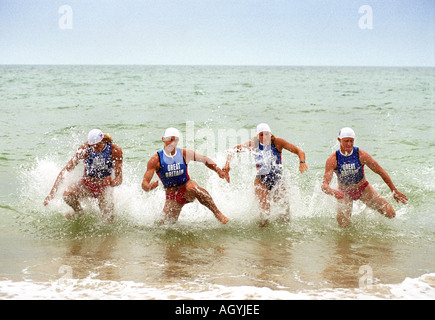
[0,65,434,299]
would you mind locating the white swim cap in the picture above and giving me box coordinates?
[163,127,180,138]
[338,127,355,139]
[87,129,104,145]
[256,123,272,135]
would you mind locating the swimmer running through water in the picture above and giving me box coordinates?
[142,127,229,224]
[44,129,123,221]
[321,127,408,227]
[223,123,308,227]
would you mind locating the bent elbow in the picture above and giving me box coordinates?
[142,182,150,192]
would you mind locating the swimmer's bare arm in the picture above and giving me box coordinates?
[274,138,308,173]
[44,144,87,206]
[104,144,123,187]
[359,149,408,204]
[142,153,160,192]
[321,153,344,200]
[223,141,253,173]
[183,149,229,183]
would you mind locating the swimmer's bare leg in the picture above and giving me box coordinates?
[336,197,353,227]
[274,183,291,223]
[185,181,229,224]
[360,184,396,219]
[255,178,271,227]
[63,182,86,219]
[160,200,184,224]
[98,192,115,222]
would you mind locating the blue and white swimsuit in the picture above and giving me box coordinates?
[255,142,283,190]
[157,148,190,189]
[85,142,113,179]
[334,147,365,185]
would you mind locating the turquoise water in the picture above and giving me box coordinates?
[0,65,434,299]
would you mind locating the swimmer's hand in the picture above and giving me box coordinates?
[148,181,159,190]
[43,194,53,206]
[393,190,408,204]
[217,168,230,183]
[333,190,345,200]
[299,162,308,173]
[223,163,230,173]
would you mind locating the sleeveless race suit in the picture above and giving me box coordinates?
[157,148,191,204]
[85,142,113,179]
[83,142,113,197]
[334,146,368,200]
[255,142,283,190]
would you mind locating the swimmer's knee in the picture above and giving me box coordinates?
[337,216,351,227]
[184,181,199,193]
[189,184,209,198]
[99,200,114,214]
[378,202,396,218]
[63,185,81,200]
[62,190,73,202]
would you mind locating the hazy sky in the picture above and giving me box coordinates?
[1,0,434,66]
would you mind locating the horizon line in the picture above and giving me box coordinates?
[0,63,433,68]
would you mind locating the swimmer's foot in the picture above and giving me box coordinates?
[278,213,291,223]
[216,212,229,224]
[258,218,269,228]
[103,213,114,223]
[65,210,84,219]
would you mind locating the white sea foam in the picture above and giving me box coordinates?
[22,156,335,225]
[1,273,434,300]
